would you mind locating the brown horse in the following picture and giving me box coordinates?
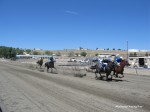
[36,58,43,68]
[114,59,126,78]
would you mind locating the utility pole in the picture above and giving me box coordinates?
[127,41,128,60]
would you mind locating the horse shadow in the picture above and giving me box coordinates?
[47,71,58,74]
[106,78,129,82]
[96,76,129,82]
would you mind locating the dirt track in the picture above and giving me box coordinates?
[0,61,150,112]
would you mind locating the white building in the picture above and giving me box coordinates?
[128,56,150,68]
[16,55,52,59]
[128,49,139,52]
[98,53,119,58]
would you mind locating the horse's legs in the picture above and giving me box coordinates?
[95,70,102,80]
[105,73,109,81]
[99,71,102,80]
[51,68,53,73]
[110,74,113,80]
[121,74,124,78]
[54,67,57,73]
[54,67,57,70]
[121,68,124,74]
[47,67,49,73]
[120,69,124,78]
[95,70,98,79]
[115,73,118,78]
[113,69,115,75]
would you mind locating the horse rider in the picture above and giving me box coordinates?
[102,58,109,72]
[97,58,103,69]
[50,57,55,65]
[37,57,44,68]
[40,57,43,62]
[114,56,123,66]
[49,57,54,62]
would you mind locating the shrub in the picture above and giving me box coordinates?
[80,52,87,57]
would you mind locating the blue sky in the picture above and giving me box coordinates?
[0,0,150,50]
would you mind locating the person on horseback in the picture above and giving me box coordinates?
[113,56,125,78]
[45,56,57,72]
[102,58,110,72]
[49,56,55,67]
[96,58,102,69]
[50,57,54,62]
[37,57,43,68]
[114,56,123,66]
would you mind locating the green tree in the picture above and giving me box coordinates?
[68,51,74,57]
[145,52,149,57]
[129,53,133,57]
[95,53,99,56]
[0,46,17,58]
[26,49,31,54]
[56,51,61,56]
[16,48,24,55]
[45,50,53,55]
[75,53,79,57]
[11,48,16,58]
[134,52,137,57]
[33,51,39,55]
[80,52,87,57]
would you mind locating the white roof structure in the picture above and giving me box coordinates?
[16,55,52,59]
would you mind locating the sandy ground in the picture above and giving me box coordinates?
[0,59,150,112]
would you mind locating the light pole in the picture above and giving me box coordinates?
[127,41,128,60]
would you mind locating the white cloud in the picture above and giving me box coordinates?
[65,10,78,15]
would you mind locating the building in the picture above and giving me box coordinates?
[98,53,119,58]
[16,54,52,59]
[128,57,150,68]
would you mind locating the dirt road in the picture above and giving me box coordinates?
[0,61,150,112]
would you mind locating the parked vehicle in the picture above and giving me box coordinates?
[68,58,76,62]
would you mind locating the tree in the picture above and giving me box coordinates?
[0,46,17,58]
[95,53,99,56]
[106,48,109,50]
[45,50,53,55]
[133,52,137,57]
[68,51,74,57]
[33,51,39,55]
[16,48,24,55]
[80,52,87,57]
[11,48,16,58]
[129,53,134,57]
[145,52,149,57]
[26,49,31,54]
[56,51,61,56]
[113,48,115,50]
[75,53,79,57]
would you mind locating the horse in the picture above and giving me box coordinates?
[36,58,43,68]
[113,59,126,78]
[45,61,57,73]
[95,59,115,80]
